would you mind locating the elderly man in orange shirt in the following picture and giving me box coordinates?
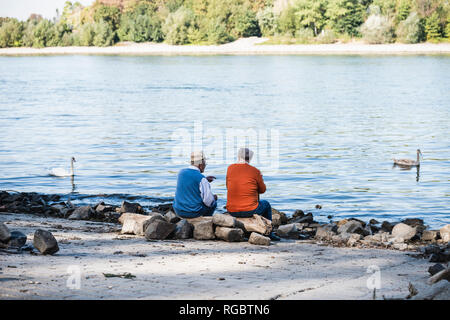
[226,148,280,241]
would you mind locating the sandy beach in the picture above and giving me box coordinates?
[1,212,447,300]
[1,38,450,56]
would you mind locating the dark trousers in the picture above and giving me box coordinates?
[228,200,272,221]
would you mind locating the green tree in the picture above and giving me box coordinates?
[78,22,96,46]
[294,0,328,36]
[0,19,24,47]
[256,7,277,36]
[326,0,365,36]
[32,19,54,47]
[277,5,298,36]
[396,11,421,42]
[396,0,412,22]
[162,6,196,44]
[93,3,121,31]
[424,11,441,39]
[360,6,395,43]
[93,20,115,46]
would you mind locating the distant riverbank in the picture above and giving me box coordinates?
[1,38,450,56]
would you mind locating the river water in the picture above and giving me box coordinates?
[0,55,449,228]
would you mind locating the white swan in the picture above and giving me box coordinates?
[49,157,76,177]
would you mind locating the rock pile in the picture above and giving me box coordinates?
[0,222,59,255]
[119,210,273,245]
[0,191,172,224]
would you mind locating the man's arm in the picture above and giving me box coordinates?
[199,177,216,207]
[256,170,266,194]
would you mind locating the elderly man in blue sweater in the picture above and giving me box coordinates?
[173,151,217,218]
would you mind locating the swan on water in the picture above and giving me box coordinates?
[49,157,76,177]
[393,149,422,167]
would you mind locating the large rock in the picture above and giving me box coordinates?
[119,201,143,214]
[192,219,215,240]
[315,225,337,241]
[439,224,450,242]
[144,220,176,240]
[173,219,194,239]
[68,206,94,220]
[422,230,439,241]
[8,230,27,248]
[235,215,272,235]
[290,213,313,224]
[428,264,445,276]
[215,226,244,242]
[212,213,237,228]
[412,281,450,300]
[33,229,59,255]
[119,212,164,235]
[272,208,288,225]
[276,223,299,239]
[0,222,11,243]
[248,232,271,246]
[392,223,417,241]
[337,220,366,235]
[164,210,181,224]
[381,221,394,233]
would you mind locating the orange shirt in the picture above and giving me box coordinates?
[226,163,266,212]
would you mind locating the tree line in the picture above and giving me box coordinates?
[0,0,449,48]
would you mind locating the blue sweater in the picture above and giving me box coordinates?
[173,168,205,215]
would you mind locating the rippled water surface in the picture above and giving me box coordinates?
[0,55,449,228]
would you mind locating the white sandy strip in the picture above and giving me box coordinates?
[0,213,433,300]
[1,37,450,56]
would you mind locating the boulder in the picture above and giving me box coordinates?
[33,229,59,255]
[337,220,366,235]
[381,221,394,233]
[276,223,299,239]
[428,264,445,276]
[248,232,271,246]
[272,208,288,225]
[347,233,363,246]
[336,219,349,227]
[96,203,114,214]
[439,224,450,242]
[290,213,314,224]
[292,209,305,218]
[212,213,237,228]
[271,213,282,227]
[8,231,27,248]
[412,281,450,300]
[428,267,450,285]
[215,226,244,242]
[235,215,272,235]
[173,220,194,239]
[144,220,176,240]
[68,206,94,220]
[392,223,417,241]
[315,225,337,241]
[119,201,143,214]
[118,212,149,224]
[0,222,11,243]
[120,213,163,235]
[429,250,450,263]
[422,230,439,241]
[402,218,424,227]
[164,210,181,224]
[192,219,215,240]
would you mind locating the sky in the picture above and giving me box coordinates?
[0,0,96,21]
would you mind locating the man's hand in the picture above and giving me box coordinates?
[206,176,216,183]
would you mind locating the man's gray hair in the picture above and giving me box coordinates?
[238,148,254,163]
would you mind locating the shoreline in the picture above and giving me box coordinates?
[1,190,449,300]
[1,38,450,56]
[0,212,448,300]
